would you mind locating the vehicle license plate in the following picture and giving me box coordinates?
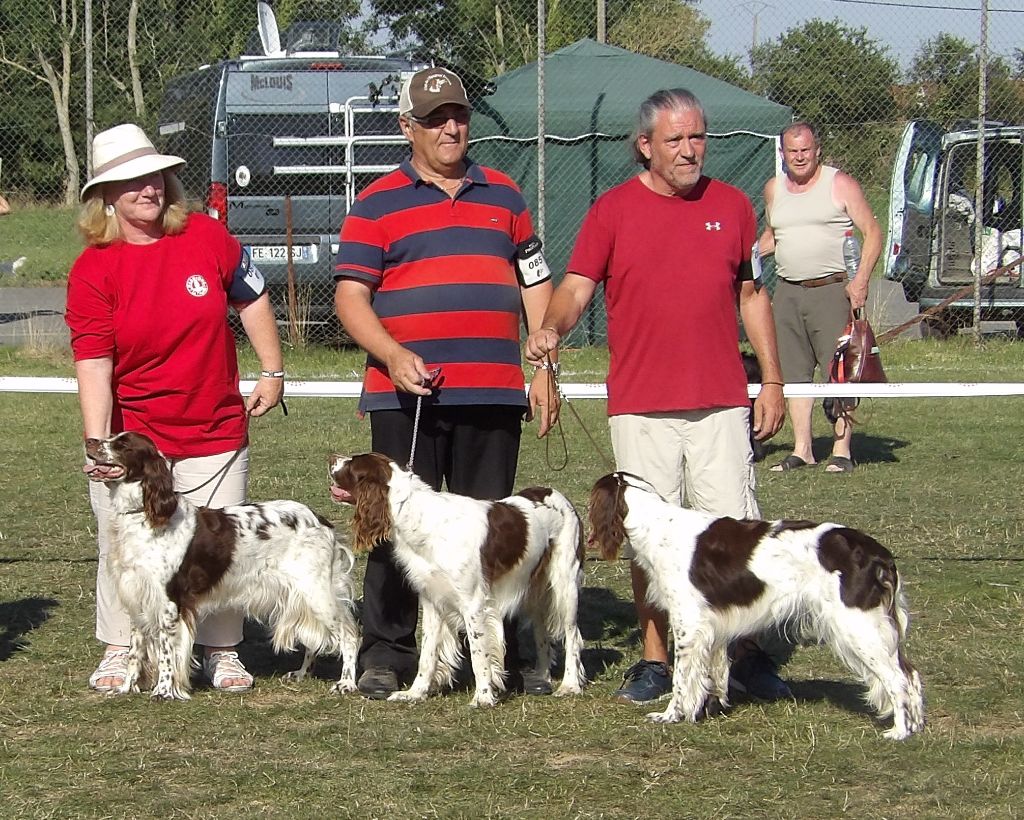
[248,245,318,264]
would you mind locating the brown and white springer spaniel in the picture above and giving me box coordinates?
[329,453,586,706]
[87,431,360,700]
[589,471,925,739]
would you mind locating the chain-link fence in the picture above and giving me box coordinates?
[1,1,1022,343]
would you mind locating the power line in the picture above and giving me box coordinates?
[828,0,1022,12]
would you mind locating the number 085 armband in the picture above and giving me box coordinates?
[515,237,552,287]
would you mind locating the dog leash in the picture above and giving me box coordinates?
[538,352,614,473]
[174,447,243,506]
[407,396,424,471]
[175,394,287,503]
[406,367,441,471]
[537,354,569,471]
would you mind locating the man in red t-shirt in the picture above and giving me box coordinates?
[525,88,788,706]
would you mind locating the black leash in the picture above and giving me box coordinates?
[175,388,287,502]
[174,447,243,505]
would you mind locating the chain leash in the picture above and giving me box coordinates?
[406,392,424,471]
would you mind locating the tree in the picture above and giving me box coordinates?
[0,0,368,202]
[365,0,636,78]
[0,0,82,204]
[608,0,747,87]
[751,20,900,190]
[751,19,898,129]
[362,0,744,83]
[906,34,1024,127]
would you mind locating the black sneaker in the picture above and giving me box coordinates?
[357,666,399,699]
[612,660,671,704]
[729,650,793,702]
[506,667,554,696]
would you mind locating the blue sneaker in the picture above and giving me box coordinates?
[612,660,671,704]
[729,649,793,702]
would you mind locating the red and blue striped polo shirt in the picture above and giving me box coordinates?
[335,159,538,413]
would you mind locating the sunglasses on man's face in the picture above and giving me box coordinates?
[410,109,470,129]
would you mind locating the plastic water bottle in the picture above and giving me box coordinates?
[842,230,861,280]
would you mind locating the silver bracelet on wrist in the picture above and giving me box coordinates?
[260,370,286,379]
[534,361,561,375]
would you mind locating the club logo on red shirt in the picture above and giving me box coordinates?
[185,275,209,297]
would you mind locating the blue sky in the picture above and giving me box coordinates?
[697,0,1022,70]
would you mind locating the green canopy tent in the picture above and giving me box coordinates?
[467,39,793,344]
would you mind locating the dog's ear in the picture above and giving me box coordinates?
[352,474,392,553]
[141,450,177,528]
[588,475,628,561]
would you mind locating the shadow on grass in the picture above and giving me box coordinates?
[785,678,876,718]
[579,584,635,641]
[0,596,59,660]
[853,431,911,465]
[231,584,638,687]
[236,620,307,680]
[761,432,910,467]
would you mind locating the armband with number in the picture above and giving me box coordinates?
[515,237,552,287]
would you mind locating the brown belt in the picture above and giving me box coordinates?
[783,272,847,288]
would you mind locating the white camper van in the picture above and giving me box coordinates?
[884,120,1023,332]
[156,7,427,333]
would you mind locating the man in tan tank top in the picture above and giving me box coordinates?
[758,121,881,473]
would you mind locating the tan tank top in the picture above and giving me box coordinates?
[769,165,852,282]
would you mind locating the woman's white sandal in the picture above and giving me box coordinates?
[88,648,129,693]
[202,650,254,692]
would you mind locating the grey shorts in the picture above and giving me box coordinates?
[773,277,851,383]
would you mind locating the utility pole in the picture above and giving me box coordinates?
[739,1,771,73]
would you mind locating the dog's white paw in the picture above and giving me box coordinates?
[150,687,189,702]
[470,691,498,708]
[388,689,427,703]
[554,682,583,697]
[883,724,914,741]
[331,680,358,695]
[645,709,682,724]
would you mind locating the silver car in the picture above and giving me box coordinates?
[885,120,1023,333]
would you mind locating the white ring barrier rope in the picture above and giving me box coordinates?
[2,377,1024,399]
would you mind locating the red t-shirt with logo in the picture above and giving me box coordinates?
[66,213,249,458]
[567,176,755,416]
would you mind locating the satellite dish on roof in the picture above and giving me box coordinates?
[257,1,284,57]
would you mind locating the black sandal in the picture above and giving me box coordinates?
[770,454,811,472]
[824,455,855,473]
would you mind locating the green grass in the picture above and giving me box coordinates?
[0,205,80,284]
[1,341,1023,817]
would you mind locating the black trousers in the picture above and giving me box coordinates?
[358,404,525,682]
